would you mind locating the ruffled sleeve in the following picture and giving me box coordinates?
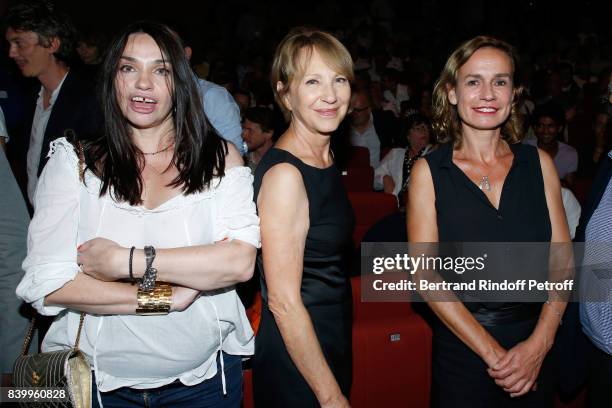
[17,137,81,316]
[212,166,260,248]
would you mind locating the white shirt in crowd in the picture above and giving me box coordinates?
[350,114,381,167]
[382,83,409,117]
[561,187,581,240]
[523,138,579,180]
[17,138,260,392]
[374,145,434,195]
[0,106,8,142]
[27,73,68,204]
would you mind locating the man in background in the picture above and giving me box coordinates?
[4,0,102,204]
[242,106,274,172]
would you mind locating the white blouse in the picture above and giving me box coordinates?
[17,138,260,392]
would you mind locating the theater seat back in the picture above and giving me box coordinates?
[342,167,374,192]
[348,192,398,245]
[350,276,432,408]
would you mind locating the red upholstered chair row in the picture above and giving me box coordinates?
[350,275,432,408]
[347,146,371,168]
[346,146,392,168]
[342,167,374,192]
[347,192,398,246]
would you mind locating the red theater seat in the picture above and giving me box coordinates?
[243,368,254,408]
[350,276,432,408]
[347,146,371,168]
[342,167,375,192]
[348,192,398,245]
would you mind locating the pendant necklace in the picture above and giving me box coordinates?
[478,175,491,191]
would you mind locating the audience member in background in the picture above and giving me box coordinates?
[75,28,107,79]
[526,104,578,187]
[400,87,434,119]
[374,113,434,205]
[537,68,565,106]
[16,21,259,407]
[576,147,612,408]
[562,186,581,239]
[253,27,354,408]
[242,106,275,172]
[409,35,570,407]
[0,139,32,381]
[348,88,400,167]
[4,0,103,205]
[182,36,246,155]
[381,67,409,117]
[232,88,252,118]
[592,109,611,164]
[0,106,7,151]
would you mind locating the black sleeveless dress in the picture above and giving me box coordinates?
[252,148,354,407]
[424,142,556,408]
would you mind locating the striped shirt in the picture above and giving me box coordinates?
[580,150,612,355]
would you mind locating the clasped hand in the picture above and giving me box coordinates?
[487,337,548,397]
[77,237,126,281]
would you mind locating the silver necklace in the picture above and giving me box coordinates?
[478,175,491,191]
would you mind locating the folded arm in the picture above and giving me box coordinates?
[77,145,260,291]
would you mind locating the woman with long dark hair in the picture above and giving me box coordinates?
[17,21,259,407]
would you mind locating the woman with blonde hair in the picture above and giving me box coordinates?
[252,27,354,408]
[408,36,570,407]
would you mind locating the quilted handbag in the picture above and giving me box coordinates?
[12,313,91,408]
[12,140,91,407]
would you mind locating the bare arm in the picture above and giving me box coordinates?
[407,159,507,368]
[258,163,348,407]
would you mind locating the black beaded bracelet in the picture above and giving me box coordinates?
[128,246,136,284]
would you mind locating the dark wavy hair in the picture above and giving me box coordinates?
[432,35,523,147]
[86,21,227,205]
[4,0,76,64]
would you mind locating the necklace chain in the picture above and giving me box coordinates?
[140,144,174,156]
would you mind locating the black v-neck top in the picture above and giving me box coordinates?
[425,142,551,242]
[425,142,552,311]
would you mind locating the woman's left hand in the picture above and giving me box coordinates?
[77,238,126,281]
[487,336,549,397]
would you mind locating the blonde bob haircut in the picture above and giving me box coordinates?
[271,27,354,122]
[432,35,524,147]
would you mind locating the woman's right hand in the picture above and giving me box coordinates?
[321,393,351,408]
[171,286,201,312]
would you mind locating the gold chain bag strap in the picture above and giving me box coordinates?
[13,313,91,408]
[12,140,91,408]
